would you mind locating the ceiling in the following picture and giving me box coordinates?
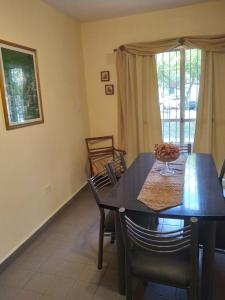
[43,0,216,22]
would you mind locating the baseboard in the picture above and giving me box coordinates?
[0,182,88,273]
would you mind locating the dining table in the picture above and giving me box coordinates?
[100,152,225,300]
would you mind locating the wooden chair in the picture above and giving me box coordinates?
[88,169,115,269]
[119,208,199,300]
[85,135,126,176]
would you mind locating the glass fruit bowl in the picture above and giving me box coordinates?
[154,143,180,176]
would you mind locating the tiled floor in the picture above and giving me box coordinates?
[0,186,225,300]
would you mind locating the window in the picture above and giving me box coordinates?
[156,48,201,144]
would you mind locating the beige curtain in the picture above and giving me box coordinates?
[194,51,225,169]
[120,34,225,55]
[117,51,162,164]
[117,34,225,167]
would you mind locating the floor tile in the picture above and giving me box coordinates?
[66,281,97,300]
[100,268,118,289]
[23,273,56,294]
[37,258,67,275]
[55,260,87,280]
[44,275,75,298]
[0,186,225,300]
[0,285,42,300]
[39,295,64,300]
[79,264,106,284]
[0,264,34,288]
[93,285,121,300]
[15,289,42,300]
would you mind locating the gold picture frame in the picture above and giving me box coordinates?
[0,40,44,130]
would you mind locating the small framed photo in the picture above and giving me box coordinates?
[105,84,114,95]
[0,40,44,130]
[101,71,110,82]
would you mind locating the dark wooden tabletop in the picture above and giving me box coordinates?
[101,153,225,220]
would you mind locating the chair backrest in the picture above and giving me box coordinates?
[119,208,198,268]
[219,159,225,183]
[176,143,192,154]
[85,135,114,157]
[85,136,116,176]
[105,152,127,185]
[87,169,112,208]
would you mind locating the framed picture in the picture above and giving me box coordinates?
[101,71,110,81]
[105,84,114,95]
[0,40,44,130]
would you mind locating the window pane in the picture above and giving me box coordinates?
[184,49,201,143]
[156,48,201,144]
[157,50,180,142]
[163,120,180,143]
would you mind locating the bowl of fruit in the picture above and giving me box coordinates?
[154,143,180,176]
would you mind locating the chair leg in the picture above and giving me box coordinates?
[154,216,159,228]
[111,232,115,244]
[149,216,158,230]
[126,270,133,300]
[142,280,148,286]
[188,287,198,300]
[98,216,105,269]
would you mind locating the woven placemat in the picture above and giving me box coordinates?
[137,155,187,211]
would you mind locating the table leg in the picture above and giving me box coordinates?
[201,220,216,300]
[114,211,126,295]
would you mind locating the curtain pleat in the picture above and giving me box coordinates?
[194,51,225,169]
[117,34,225,167]
[117,51,162,164]
[120,34,225,55]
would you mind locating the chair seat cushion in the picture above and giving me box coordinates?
[130,247,191,287]
[104,210,115,233]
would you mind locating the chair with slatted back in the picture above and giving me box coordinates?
[119,208,199,300]
[105,152,127,185]
[106,154,159,229]
[214,159,225,251]
[173,143,192,227]
[85,135,126,176]
[219,159,225,184]
[154,143,192,228]
[175,143,192,154]
[88,170,115,269]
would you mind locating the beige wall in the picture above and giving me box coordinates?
[0,0,89,263]
[81,0,225,144]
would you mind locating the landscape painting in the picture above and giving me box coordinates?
[0,41,43,129]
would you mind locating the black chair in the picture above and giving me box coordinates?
[177,143,192,154]
[119,208,199,300]
[214,159,225,251]
[88,170,115,269]
[105,152,127,185]
[106,154,158,229]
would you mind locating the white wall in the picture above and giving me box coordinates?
[0,0,89,263]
